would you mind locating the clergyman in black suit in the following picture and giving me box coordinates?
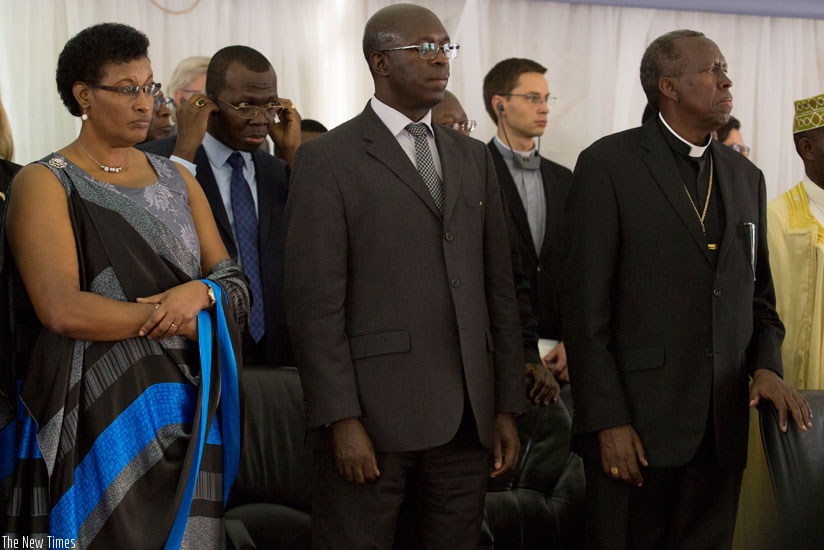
[482,58,573,385]
[139,45,301,366]
[285,4,524,549]
[561,30,813,549]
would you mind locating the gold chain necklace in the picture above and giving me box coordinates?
[682,154,717,250]
[77,141,131,174]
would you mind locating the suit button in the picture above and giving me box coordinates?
[445,232,454,242]
[704,348,713,358]
[712,288,722,297]
[450,277,461,288]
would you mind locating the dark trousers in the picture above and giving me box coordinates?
[311,409,489,550]
[582,452,743,550]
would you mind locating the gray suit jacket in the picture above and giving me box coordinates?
[285,103,524,452]
[562,117,784,469]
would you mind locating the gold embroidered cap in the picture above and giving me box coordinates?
[793,93,824,133]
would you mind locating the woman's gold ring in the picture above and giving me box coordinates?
[609,466,619,476]
[195,98,207,107]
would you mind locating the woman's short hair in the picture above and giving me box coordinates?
[0,93,14,161]
[56,22,150,117]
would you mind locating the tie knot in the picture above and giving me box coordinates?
[406,123,429,139]
[227,151,245,171]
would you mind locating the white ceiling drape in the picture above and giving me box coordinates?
[1,0,823,198]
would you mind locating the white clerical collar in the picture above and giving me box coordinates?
[659,112,711,158]
[370,95,434,138]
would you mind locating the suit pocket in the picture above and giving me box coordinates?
[349,329,411,360]
[485,329,495,352]
[614,345,665,373]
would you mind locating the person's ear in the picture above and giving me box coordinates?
[659,77,678,103]
[370,51,390,77]
[798,136,816,161]
[73,81,92,112]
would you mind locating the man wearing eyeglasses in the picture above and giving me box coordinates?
[140,90,174,143]
[139,45,301,367]
[482,58,573,392]
[285,4,523,549]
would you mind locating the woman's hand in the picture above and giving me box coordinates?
[136,281,208,340]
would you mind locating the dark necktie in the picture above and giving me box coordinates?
[227,152,265,342]
[406,123,444,212]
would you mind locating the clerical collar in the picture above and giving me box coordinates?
[659,112,711,158]
[492,135,541,170]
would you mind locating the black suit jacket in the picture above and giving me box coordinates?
[138,136,293,366]
[285,103,524,452]
[488,142,572,340]
[561,117,783,470]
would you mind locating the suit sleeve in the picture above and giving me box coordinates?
[745,171,785,377]
[284,142,361,428]
[483,148,526,415]
[561,146,632,434]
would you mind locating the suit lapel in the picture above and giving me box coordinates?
[362,104,442,219]
[195,146,237,257]
[538,159,562,260]
[251,150,273,247]
[435,125,462,221]
[641,120,713,266]
[488,142,538,260]
[713,142,740,268]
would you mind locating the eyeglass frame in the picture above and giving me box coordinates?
[153,96,175,112]
[498,92,557,105]
[90,82,162,99]
[443,120,476,134]
[380,42,460,60]
[212,95,284,121]
[729,143,751,155]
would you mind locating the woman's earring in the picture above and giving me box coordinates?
[81,112,88,121]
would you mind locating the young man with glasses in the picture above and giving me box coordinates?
[482,58,573,391]
[139,45,301,367]
[285,4,523,549]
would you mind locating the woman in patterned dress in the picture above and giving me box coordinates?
[0,23,249,549]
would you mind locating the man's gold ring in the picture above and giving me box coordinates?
[195,98,207,107]
[290,104,296,110]
[170,323,178,329]
[609,466,619,476]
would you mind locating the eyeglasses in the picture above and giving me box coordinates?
[443,120,476,134]
[381,43,460,60]
[500,93,557,105]
[214,96,283,120]
[154,96,175,111]
[729,143,751,155]
[91,82,162,99]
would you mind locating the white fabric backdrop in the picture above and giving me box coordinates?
[1,0,823,198]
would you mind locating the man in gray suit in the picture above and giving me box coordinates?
[285,4,524,549]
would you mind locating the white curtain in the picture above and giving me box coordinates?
[2,0,823,198]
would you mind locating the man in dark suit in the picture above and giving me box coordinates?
[482,58,573,384]
[561,30,813,549]
[285,4,524,549]
[139,45,300,366]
